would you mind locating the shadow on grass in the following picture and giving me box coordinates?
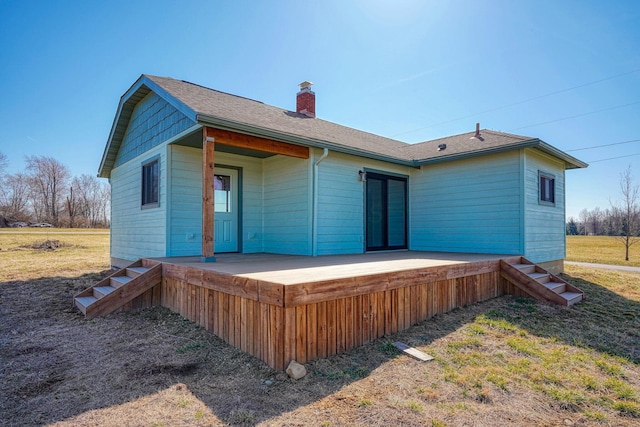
[1,271,413,426]
[476,273,640,364]
[1,269,637,426]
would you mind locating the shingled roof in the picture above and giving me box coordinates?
[99,75,587,177]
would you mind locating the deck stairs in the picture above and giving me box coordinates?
[500,257,583,306]
[74,259,162,319]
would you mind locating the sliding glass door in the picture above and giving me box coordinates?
[366,172,407,251]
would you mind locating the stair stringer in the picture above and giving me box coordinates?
[500,257,583,306]
[74,259,163,319]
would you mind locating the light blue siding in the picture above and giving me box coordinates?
[315,151,412,255]
[263,155,311,255]
[410,151,522,254]
[115,92,195,167]
[166,145,201,257]
[167,148,265,256]
[523,148,566,263]
[110,145,167,263]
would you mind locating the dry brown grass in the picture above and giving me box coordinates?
[0,233,639,426]
[0,229,110,281]
[567,235,640,267]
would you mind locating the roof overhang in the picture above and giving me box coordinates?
[414,138,588,170]
[97,75,198,178]
[196,113,419,168]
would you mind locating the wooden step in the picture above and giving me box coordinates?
[529,272,550,283]
[75,296,97,314]
[513,263,535,274]
[501,257,583,307]
[93,285,116,299]
[561,292,583,306]
[544,281,566,294]
[126,267,149,278]
[110,275,132,288]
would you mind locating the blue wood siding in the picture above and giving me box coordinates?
[315,151,412,255]
[115,92,195,167]
[167,147,265,256]
[166,145,200,257]
[410,151,522,254]
[110,145,167,262]
[263,156,311,255]
[523,148,566,263]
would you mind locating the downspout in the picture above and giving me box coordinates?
[312,148,329,256]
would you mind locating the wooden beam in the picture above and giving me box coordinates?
[202,129,215,261]
[205,127,309,159]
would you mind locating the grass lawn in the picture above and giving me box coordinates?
[566,235,640,267]
[0,231,638,426]
[0,228,110,281]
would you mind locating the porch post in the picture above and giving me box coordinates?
[202,126,216,262]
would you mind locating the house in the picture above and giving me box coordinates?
[79,75,588,370]
[99,74,586,273]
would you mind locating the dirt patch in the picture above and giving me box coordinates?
[26,240,67,250]
[1,267,639,426]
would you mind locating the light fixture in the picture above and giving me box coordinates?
[359,170,367,182]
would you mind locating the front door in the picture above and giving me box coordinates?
[214,168,238,252]
[366,172,407,251]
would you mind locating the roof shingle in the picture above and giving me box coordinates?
[99,74,587,177]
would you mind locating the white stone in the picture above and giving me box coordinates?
[286,360,307,380]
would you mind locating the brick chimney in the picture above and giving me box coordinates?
[296,81,315,118]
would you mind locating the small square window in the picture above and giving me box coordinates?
[142,159,159,207]
[539,172,555,205]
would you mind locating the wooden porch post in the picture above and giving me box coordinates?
[202,126,216,262]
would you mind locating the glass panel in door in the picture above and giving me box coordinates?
[365,172,407,251]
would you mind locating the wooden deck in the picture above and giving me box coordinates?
[147,251,520,370]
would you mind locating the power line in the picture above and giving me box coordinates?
[509,100,640,131]
[587,152,640,163]
[566,139,640,152]
[392,68,640,137]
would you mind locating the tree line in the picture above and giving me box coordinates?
[0,152,110,228]
[566,166,639,261]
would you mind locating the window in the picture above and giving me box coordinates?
[141,159,159,207]
[214,174,231,212]
[539,172,555,205]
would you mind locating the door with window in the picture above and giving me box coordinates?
[213,168,238,252]
[366,172,407,251]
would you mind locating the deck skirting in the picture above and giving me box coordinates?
[159,263,507,370]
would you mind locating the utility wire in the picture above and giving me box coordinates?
[392,68,640,137]
[587,152,640,163]
[566,139,640,152]
[509,100,640,131]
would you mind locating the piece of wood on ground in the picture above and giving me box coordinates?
[393,341,434,362]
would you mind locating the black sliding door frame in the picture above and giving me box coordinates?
[365,172,408,251]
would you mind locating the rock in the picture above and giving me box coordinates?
[286,360,307,380]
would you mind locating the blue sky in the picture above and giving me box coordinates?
[0,0,639,219]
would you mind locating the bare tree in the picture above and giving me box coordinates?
[0,151,7,177]
[98,181,111,227]
[69,174,110,227]
[25,155,70,226]
[578,208,589,235]
[66,185,79,228]
[1,173,31,221]
[610,165,640,262]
